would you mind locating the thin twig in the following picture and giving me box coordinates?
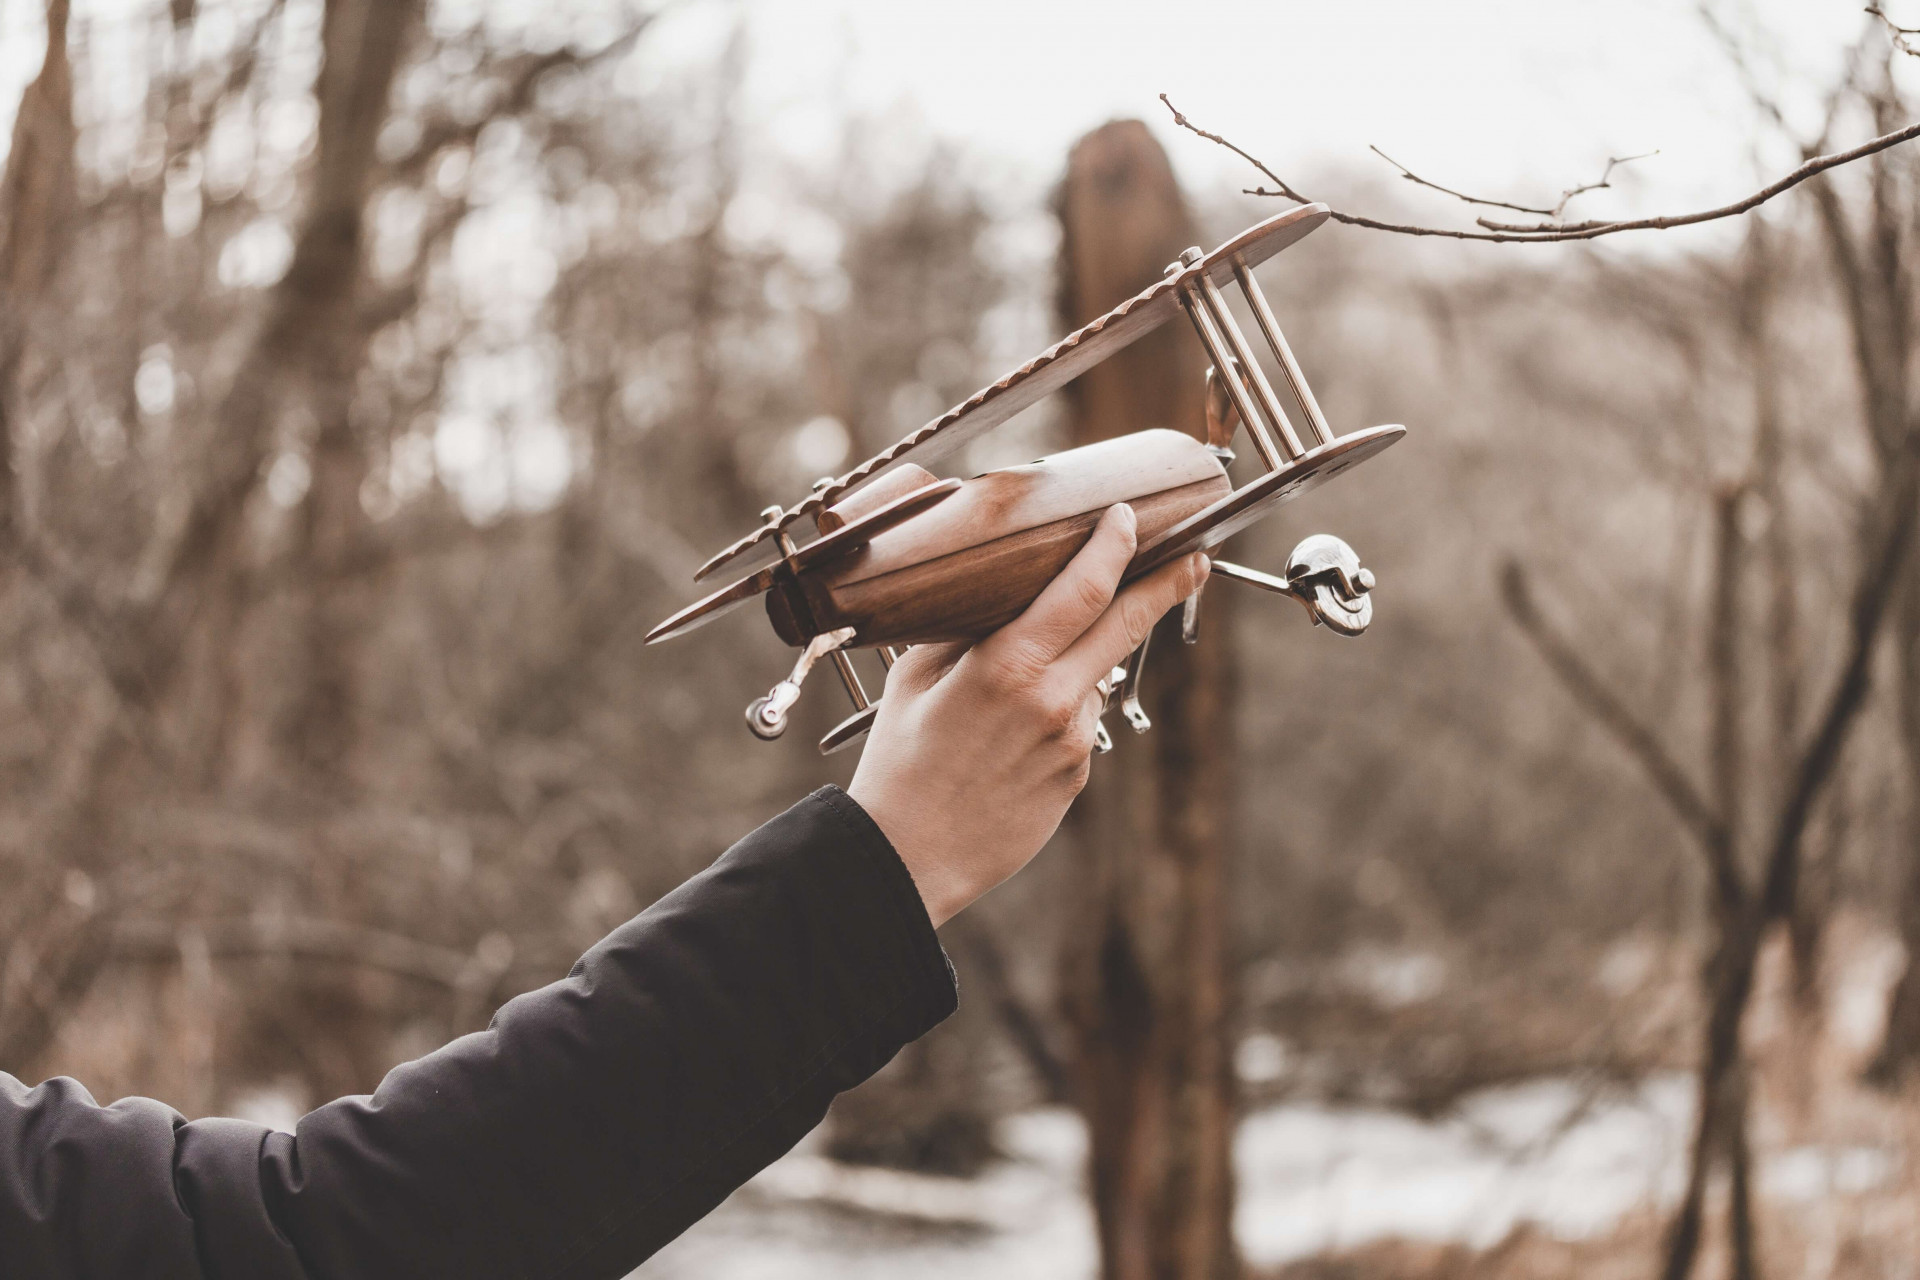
[1158,94,1313,203]
[1367,145,1558,216]
[1551,151,1661,220]
[1366,144,1659,221]
[1160,94,1920,243]
[1867,4,1920,57]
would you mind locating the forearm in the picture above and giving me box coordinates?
[0,787,955,1280]
[270,786,955,1279]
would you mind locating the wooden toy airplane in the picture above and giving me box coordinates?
[645,203,1404,754]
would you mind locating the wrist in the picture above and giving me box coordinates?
[846,783,970,928]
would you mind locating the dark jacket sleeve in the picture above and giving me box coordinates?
[0,786,956,1280]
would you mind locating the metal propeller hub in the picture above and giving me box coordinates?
[1285,534,1374,636]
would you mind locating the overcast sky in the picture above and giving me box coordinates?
[2,0,1913,236]
[703,0,1896,230]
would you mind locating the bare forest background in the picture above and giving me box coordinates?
[5,2,1920,1279]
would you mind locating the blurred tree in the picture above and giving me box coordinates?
[0,0,697,1101]
[0,0,75,548]
[0,0,82,1074]
[1056,119,1239,1280]
[1810,74,1920,1091]
[1499,175,1920,1280]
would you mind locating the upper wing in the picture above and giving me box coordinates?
[693,203,1332,583]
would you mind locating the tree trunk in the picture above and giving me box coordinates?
[0,0,93,1077]
[0,0,76,548]
[1663,913,1765,1280]
[1868,339,1920,1087]
[1664,485,1760,1280]
[132,0,422,780]
[1056,119,1239,1280]
[281,328,376,784]
[1804,115,1920,1088]
[1869,578,1920,1086]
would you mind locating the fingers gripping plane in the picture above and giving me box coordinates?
[644,204,1405,754]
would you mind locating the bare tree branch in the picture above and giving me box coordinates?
[380,22,652,188]
[1159,94,1920,243]
[944,913,1072,1105]
[1499,561,1732,862]
[1760,440,1920,920]
[1707,486,1751,913]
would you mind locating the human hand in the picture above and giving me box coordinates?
[848,504,1209,927]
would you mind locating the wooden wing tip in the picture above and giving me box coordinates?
[645,564,779,644]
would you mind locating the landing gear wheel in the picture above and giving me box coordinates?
[746,696,788,740]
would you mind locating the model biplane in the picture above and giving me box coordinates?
[645,203,1405,754]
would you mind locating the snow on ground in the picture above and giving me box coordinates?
[637,1109,1096,1280]
[637,1072,1898,1278]
[1232,1074,1693,1260]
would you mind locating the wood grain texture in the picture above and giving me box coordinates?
[797,476,1228,647]
[830,430,1220,588]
